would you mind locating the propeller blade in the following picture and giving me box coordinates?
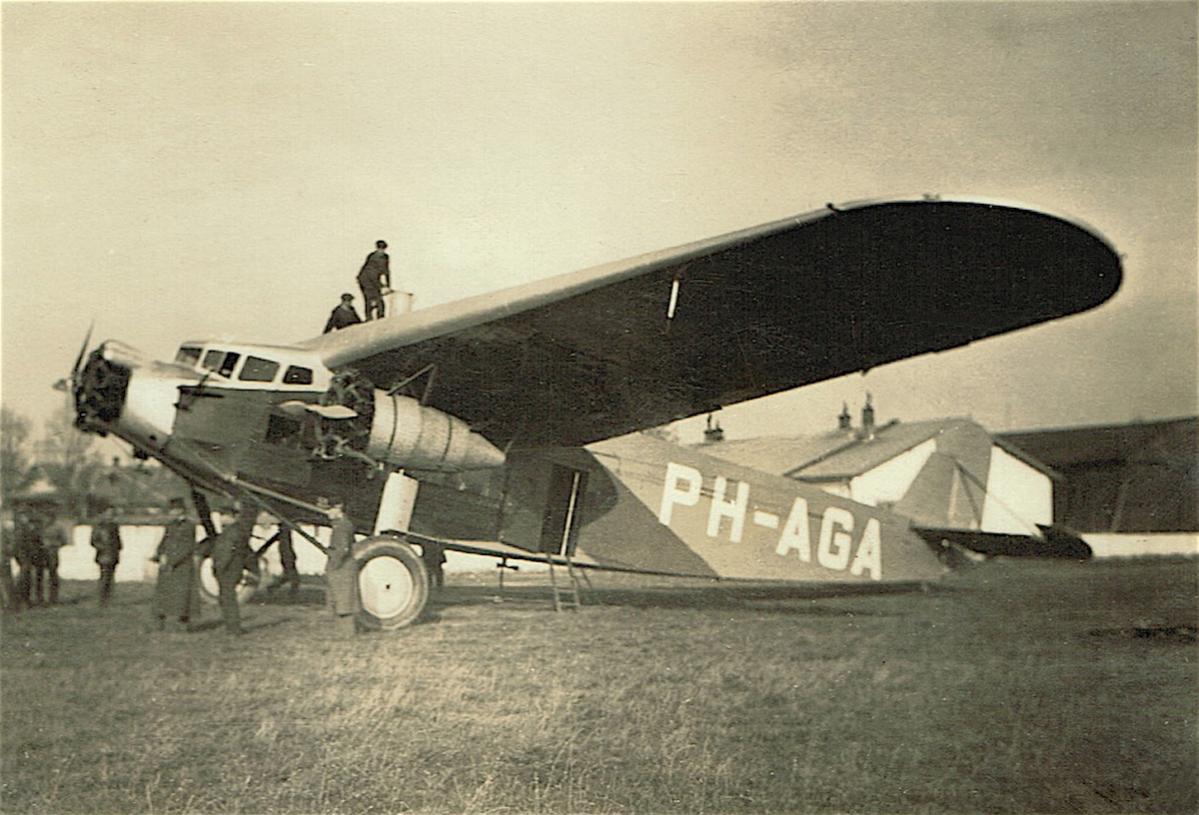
[278,401,358,420]
[70,321,95,381]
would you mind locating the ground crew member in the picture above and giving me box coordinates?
[0,508,17,611]
[90,506,123,606]
[208,506,256,635]
[266,524,301,597]
[323,293,363,333]
[357,240,391,321]
[152,498,199,631]
[37,510,69,606]
[421,541,446,589]
[322,499,358,634]
[12,507,39,609]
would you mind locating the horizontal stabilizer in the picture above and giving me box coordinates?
[913,524,1092,560]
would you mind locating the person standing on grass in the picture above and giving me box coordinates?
[265,523,301,597]
[0,508,17,611]
[205,505,256,635]
[152,497,199,632]
[322,498,359,635]
[37,509,69,606]
[421,540,446,589]
[90,505,123,607]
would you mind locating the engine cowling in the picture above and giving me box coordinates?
[366,390,504,471]
[319,371,505,472]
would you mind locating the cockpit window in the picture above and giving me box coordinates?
[201,350,224,371]
[283,365,314,385]
[217,352,241,378]
[175,346,201,366]
[239,356,279,383]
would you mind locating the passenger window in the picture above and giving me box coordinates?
[175,346,201,365]
[239,356,280,382]
[202,350,223,371]
[283,365,314,385]
[217,352,240,378]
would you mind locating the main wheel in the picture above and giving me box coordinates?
[354,536,429,630]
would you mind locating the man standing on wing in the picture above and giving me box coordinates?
[357,240,391,321]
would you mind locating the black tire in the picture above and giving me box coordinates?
[354,536,429,630]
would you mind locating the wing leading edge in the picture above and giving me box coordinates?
[299,197,1122,448]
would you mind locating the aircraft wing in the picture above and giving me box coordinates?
[298,197,1121,449]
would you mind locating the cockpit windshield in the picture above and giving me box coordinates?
[175,346,202,366]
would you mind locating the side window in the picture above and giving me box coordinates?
[201,350,224,371]
[283,365,314,385]
[175,346,201,366]
[217,352,240,379]
[239,356,280,383]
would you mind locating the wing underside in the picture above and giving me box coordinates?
[302,199,1121,448]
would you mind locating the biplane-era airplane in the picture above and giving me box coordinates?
[64,197,1121,629]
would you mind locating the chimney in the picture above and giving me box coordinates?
[703,413,724,443]
[860,393,875,439]
[837,402,852,431]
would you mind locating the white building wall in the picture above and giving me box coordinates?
[980,446,1053,534]
[849,439,938,507]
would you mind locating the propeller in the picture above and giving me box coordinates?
[278,400,358,420]
[54,321,95,393]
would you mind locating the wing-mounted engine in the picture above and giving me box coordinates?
[316,370,505,472]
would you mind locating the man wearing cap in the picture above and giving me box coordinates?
[357,240,391,321]
[323,293,363,333]
[90,506,123,607]
[322,498,359,635]
[152,498,199,631]
[207,505,256,635]
[36,507,69,606]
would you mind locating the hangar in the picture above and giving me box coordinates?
[699,400,1058,539]
[998,417,1199,556]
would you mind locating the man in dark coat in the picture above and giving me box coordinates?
[275,526,300,596]
[323,499,358,634]
[357,240,391,321]
[208,507,256,635]
[153,498,198,631]
[90,507,122,607]
[36,511,69,606]
[10,507,39,610]
[323,293,363,333]
[0,508,17,611]
[421,541,446,589]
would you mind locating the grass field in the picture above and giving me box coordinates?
[2,557,1196,814]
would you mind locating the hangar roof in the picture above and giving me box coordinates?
[702,418,1055,481]
[703,418,963,480]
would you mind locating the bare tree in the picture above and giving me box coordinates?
[34,406,104,517]
[1,406,36,503]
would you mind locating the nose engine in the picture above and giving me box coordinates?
[74,347,131,435]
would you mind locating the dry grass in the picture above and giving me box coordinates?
[2,558,1196,814]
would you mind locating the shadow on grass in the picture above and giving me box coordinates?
[430,581,925,616]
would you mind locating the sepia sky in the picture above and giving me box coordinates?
[2,1,1196,445]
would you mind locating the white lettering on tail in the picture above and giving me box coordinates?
[707,477,749,543]
[658,462,702,526]
[817,506,854,571]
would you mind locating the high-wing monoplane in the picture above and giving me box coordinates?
[66,197,1122,628]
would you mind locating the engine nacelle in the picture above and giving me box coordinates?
[365,391,505,471]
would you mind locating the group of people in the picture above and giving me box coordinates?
[1,500,126,611]
[2,490,447,637]
[324,239,393,333]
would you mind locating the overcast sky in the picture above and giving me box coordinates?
[3,1,1195,446]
